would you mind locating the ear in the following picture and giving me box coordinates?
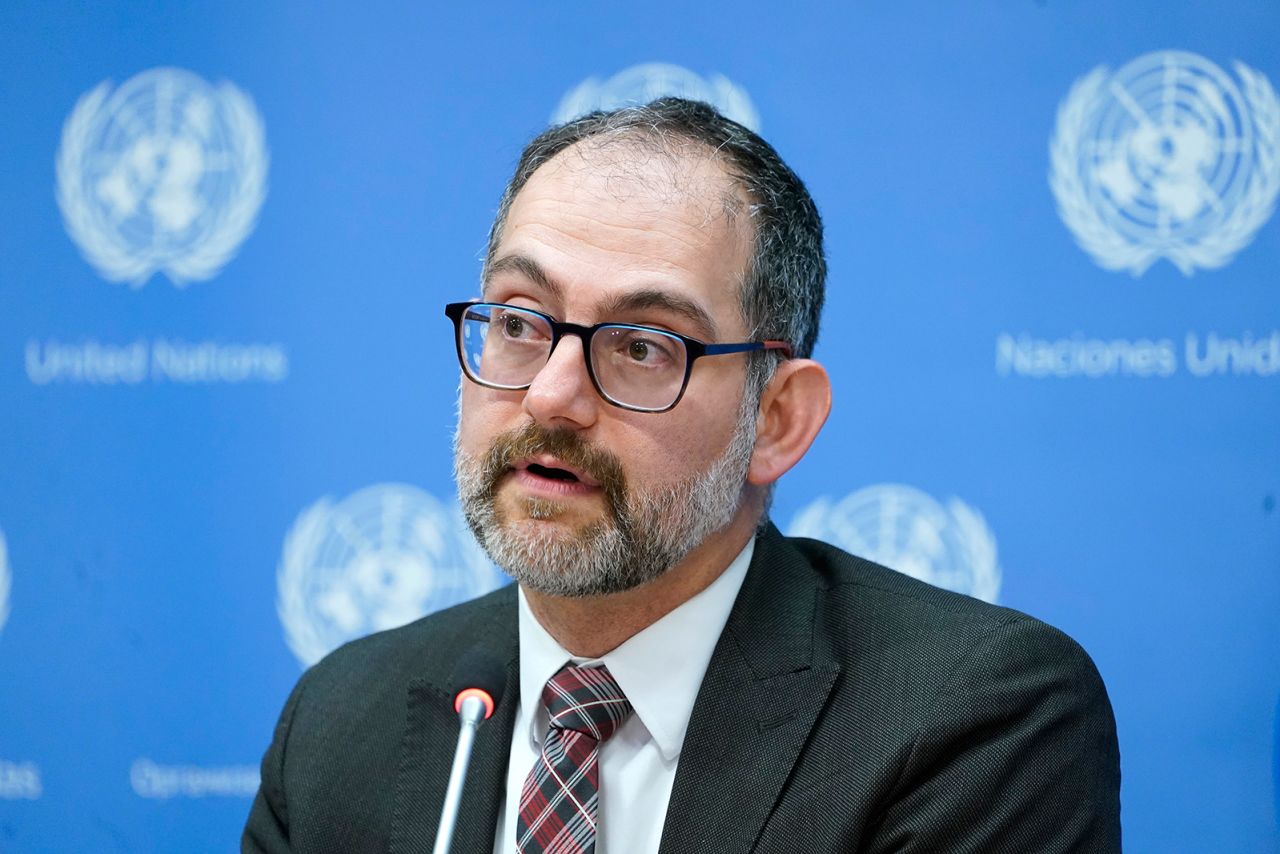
[747,358,832,486]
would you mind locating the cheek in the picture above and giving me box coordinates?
[616,409,737,484]
[456,385,516,456]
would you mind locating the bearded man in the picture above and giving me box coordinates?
[244,98,1121,853]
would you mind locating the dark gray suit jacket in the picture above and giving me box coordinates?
[243,524,1121,852]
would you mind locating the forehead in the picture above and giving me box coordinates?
[487,138,753,335]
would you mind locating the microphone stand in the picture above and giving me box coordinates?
[432,692,490,854]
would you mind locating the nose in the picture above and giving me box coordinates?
[522,333,599,430]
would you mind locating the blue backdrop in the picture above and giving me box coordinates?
[1,2,1278,851]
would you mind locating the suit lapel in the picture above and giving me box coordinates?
[658,525,840,854]
[390,592,519,854]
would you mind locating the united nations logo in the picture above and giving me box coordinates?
[277,483,506,666]
[554,62,761,131]
[56,67,268,287]
[0,527,10,634]
[788,484,1001,603]
[1050,51,1280,276]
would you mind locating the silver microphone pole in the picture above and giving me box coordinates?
[433,691,492,854]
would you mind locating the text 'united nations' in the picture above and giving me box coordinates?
[24,339,289,385]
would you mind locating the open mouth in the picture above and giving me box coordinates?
[526,463,579,482]
[511,456,601,490]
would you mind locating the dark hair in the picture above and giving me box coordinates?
[484,97,826,399]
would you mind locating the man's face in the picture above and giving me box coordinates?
[453,140,759,597]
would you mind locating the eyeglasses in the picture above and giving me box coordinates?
[445,301,792,413]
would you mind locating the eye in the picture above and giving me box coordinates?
[501,312,531,338]
[612,330,678,368]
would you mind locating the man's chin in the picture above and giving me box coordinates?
[479,518,647,599]
[496,513,607,550]
[497,491,606,529]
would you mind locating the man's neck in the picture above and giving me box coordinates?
[521,509,760,659]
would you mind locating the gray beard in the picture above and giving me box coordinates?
[453,396,758,598]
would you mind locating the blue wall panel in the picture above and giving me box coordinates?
[1,2,1277,850]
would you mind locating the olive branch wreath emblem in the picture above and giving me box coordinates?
[789,486,1002,604]
[56,73,268,287]
[1049,58,1280,276]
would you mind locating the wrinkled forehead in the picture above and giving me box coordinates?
[484,139,756,340]
[522,134,752,240]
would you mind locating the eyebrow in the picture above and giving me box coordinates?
[485,252,719,340]
[597,289,718,341]
[485,254,563,301]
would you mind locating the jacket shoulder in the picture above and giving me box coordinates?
[304,583,517,692]
[755,534,1121,850]
[788,533,1080,648]
[777,533,1110,729]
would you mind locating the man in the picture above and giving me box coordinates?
[244,98,1121,853]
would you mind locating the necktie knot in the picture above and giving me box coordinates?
[542,664,632,742]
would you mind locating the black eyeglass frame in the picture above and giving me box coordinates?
[445,301,793,413]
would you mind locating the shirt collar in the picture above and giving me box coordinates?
[517,536,755,762]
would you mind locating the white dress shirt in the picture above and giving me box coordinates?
[493,538,754,854]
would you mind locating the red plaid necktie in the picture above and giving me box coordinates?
[516,664,633,854]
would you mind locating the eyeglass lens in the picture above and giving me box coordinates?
[457,303,689,411]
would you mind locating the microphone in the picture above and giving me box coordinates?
[432,649,507,854]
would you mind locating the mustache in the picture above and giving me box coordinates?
[478,422,627,507]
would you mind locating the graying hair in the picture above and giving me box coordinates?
[483,97,826,403]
